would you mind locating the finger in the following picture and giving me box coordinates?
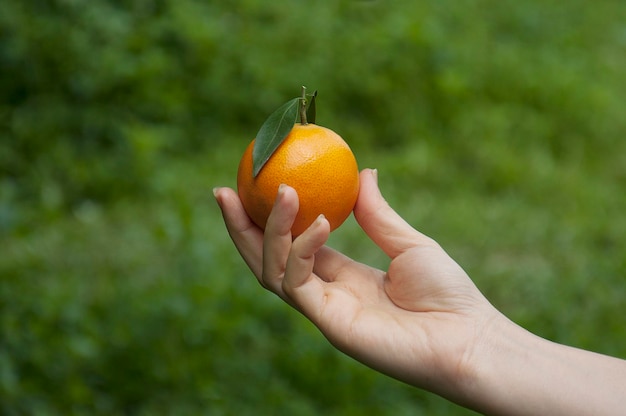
[282,213,331,314]
[313,245,381,284]
[214,187,264,278]
[313,246,353,282]
[262,184,299,294]
[354,169,438,258]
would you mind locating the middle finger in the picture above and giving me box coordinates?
[262,184,299,295]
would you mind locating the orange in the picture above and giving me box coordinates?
[237,123,359,237]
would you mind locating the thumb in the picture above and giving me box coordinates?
[354,169,438,258]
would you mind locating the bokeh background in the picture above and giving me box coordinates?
[2,0,626,414]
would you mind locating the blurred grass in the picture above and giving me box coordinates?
[2,0,626,414]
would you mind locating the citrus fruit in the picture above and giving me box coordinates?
[237,123,359,237]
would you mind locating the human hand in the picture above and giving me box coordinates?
[215,168,626,415]
[215,169,501,400]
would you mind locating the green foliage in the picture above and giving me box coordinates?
[2,0,626,414]
[252,96,299,177]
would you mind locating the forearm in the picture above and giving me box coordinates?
[460,315,626,416]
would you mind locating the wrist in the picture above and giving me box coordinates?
[454,312,540,415]
[456,311,626,416]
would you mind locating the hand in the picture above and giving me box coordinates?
[216,169,626,415]
[214,169,501,402]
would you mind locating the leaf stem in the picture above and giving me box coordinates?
[299,85,308,125]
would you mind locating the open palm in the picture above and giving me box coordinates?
[215,169,499,400]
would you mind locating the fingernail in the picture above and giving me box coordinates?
[212,187,220,198]
[274,184,287,204]
[308,214,326,231]
[371,168,378,184]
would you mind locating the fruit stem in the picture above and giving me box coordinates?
[299,85,308,125]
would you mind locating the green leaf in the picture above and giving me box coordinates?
[252,97,300,177]
[306,90,317,124]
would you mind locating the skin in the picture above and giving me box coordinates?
[214,168,626,415]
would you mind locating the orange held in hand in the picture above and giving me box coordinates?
[237,89,359,237]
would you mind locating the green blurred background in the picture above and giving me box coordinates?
[2,0,625,414]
